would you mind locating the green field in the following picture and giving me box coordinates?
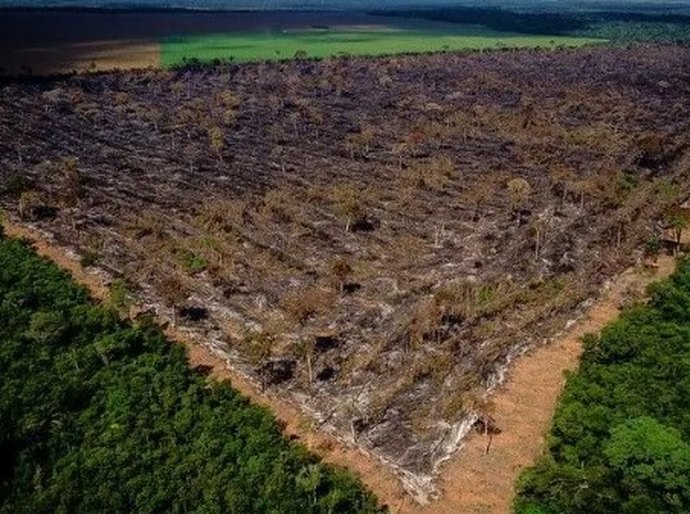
[162,25,602,67]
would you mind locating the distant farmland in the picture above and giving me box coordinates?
[161,26,598,66]
[0,8,599,75]
[2,2,690,75]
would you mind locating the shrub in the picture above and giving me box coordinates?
[80,248,100,267]
[281,286,335,324]
[177,249,207,274]
[2,172,29,196]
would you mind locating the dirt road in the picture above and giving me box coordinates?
[415,253,678,514]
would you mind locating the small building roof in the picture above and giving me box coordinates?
[681,197,690,210]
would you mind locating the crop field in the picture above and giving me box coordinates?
[2,4,689,77]
[161,26,598,66]
[1,45,689,499]
[0,9,600,76]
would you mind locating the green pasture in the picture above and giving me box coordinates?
[161,25,602,67]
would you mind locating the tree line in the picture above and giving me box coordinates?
[375,6,690,42]
[515,257,690,513]
[0,231,383,514]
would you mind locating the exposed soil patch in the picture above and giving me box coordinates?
[1,45,689,500]
[420,252,680,514]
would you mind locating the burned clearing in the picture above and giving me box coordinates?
[1,45,689,499]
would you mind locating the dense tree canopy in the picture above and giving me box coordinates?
[515,258,690,514]
[0,236,383,514]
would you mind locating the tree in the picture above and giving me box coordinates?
[294,339,315,388]
[216,89,240,111]
[604,417,690,513]
[569,179,595,209]
[612,208,629,250]
[270,145,286,173]
[310,110,324,138]
[391,142,409,170]
[549,166,575,204]
[331,257,352,294]
[462,181,494,222]
[183,143,201,173]
[664,207,690,253]
[516,259,690,514]
[147,107,163,131]
[331,184,365,233]
[245,330,274,391]
[296,464,323,507]
[405,155,454,191]
[644,236,662,265]
[407,297,443,351]
[57,157,82,208]
[261,188,294,224]
[507,177,532,226]
[158,275,186,327]
[530,210,552,261]
[345,126,375,159]
[281,287,334,325]
[18,190,43,221]
[470,396,500,454]
[0,238,383,514]
[519,95,536,129]
[170,81,186,100]
[288,111,302,135]
[26,310,67,344]
[208,126,225,163]
[108,279,133,317]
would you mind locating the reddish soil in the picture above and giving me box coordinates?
[418,253,679,514]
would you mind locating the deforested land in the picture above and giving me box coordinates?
[1,43,689,499]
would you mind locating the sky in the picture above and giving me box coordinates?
[0,0,688,9]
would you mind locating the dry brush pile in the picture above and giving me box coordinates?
[1,44,689,499]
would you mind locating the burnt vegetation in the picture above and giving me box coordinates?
[1,45,689,494]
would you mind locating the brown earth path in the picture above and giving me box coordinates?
[2,220,681,514]
[417,251,679,514]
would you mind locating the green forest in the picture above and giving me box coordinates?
[0,231,383,514]
[515,258,690,514]
[379,7,690,44]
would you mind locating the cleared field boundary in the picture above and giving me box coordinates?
[2,220,413,509]
[2,219,680,514]
[422,252,679,514]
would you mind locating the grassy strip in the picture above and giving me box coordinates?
[0,233,383,514]
[161,27,599,67]
[515,259,690,514]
